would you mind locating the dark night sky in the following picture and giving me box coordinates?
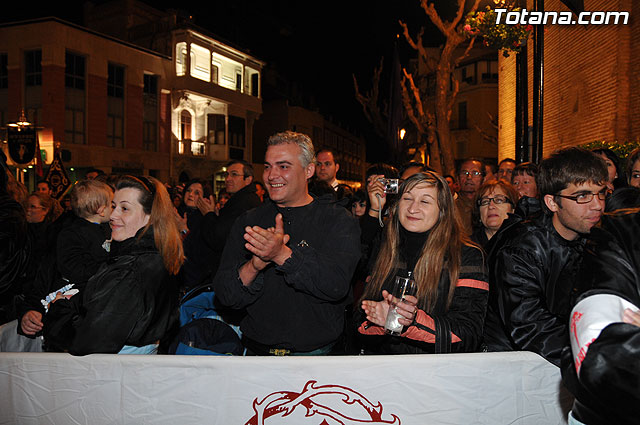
[175,0,453,161]
[3,0,457,162]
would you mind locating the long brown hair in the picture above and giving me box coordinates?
[362,172,475,311]
[116,176,184,275]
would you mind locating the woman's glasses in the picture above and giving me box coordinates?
[477,195,512,207]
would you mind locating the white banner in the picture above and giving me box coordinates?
[0,351,571,424]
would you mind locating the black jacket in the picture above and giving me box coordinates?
[44,227,179,355]
[357,227,488,354]
[16,214,109,336]
[181,183,261,290]
[0,194,30,324]
[561,211,640,425]
[484,212,585,366]
[55,215,110,286]
[213,197,361,352]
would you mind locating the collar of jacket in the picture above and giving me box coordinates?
[109,225,157,258]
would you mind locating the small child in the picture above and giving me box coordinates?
[55,180,113,288]
[17,180,113,340]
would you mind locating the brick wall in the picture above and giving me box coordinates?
[499,0,636,160]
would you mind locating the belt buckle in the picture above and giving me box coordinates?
[269,348,291,356]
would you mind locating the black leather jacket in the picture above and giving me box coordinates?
[561,211,640,425]
[484,211,585,366]
[44,227,179,355]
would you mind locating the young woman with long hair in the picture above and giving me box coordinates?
[358,172,489,354]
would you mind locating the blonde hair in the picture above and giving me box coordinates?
[28,192,64,224]
[362,172,477,311]
[115,176,185,275]
[70,180,113,218]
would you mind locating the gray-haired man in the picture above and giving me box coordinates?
[213,131,361,355]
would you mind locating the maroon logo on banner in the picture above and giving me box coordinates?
[245,380,401,425]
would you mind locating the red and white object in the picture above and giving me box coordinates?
[570,293,639,375]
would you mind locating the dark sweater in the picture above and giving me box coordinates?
[213,197,361,352]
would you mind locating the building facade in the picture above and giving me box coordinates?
[498,0,636,161]
[405,46,499,168]
[0,6,263,190]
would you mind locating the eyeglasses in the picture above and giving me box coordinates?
[554,189,609,204]
[477,195,512,207]
[459,170,483,178]
[222,171,246,178]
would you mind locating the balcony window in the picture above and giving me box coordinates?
[246,67,260,97]
[176,42,187,76]
[191,141,205,156]
[212,52,243,91]
[207,114,225,145]
[190,43,211,82]
[180,110,192,141]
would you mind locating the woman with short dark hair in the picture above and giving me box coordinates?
[471,179,519,247]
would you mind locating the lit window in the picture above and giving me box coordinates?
[180,110,192,140]
[176,42,187,76]
[191,141,205,156]
[190,44,211,82]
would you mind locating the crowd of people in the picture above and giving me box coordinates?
[2,134,640,424]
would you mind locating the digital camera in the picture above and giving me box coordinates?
[379,178,399,194]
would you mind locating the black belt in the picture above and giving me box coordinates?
[242,336,334,356]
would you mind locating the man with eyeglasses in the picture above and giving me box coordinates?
[455,158,485,235]
[484,147,609,367]
[196,160,261,279]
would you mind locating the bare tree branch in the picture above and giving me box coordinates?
[353,57,388,138]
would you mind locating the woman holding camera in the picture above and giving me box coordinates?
[358,172,488,354]
[45,176,184,355]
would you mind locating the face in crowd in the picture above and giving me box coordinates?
[224,163,252,195]
[397,182,439,233]
[26,194,49,223]
[458,160,484,198]
[630,157,640,188]
[182,183,203,208]
[477,186,514,238]
[594,152,618,185]
[36,182,50,195]
[352,200,367,217]
[512,173,538,199]
[264,143,315,208]
[497,160,516,181]
[545,182,606,241]
[110,187,150,241]
[315,151,339,184]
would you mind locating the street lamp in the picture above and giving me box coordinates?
[6,110,32,128]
